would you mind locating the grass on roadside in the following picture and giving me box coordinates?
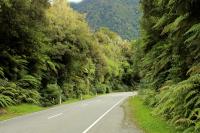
[128,96,177,133]
[63,95,95,104]
[0,104,45,121]
[82,95,96,100]
[0,95,95,121]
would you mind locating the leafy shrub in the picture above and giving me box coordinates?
[41,84,61,106]
[142,89,158,107]
[0,80,40,106]
[144,74,200,132]
[95,83,107,94]
[18,89,40,104]
[0,95,15,108]
[17,75,41,89]
[62,83,75,99]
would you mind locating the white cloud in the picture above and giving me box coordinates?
[68,0,83,3]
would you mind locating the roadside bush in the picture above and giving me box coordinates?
[41,84,60,106]
[0,79,40,107]
[62,83,75,99]
[17,75,41,90]
[95,83,107,94]
[153,74,200,132]
[0,95,14,108]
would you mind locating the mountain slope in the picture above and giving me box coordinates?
[71,0,140,40]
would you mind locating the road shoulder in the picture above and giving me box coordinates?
[88,97,142,133]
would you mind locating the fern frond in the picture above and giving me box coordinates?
[47,60,58,73]
[187,65,200,75]
[162,14,188,34]
[183,126,195,133]
[0,94,15,108]
[0,67,4,78]
[195,99,200,108]
[195,121,200,132]
[185,23,200,43]
[184,95,198,108]
[175,118,192,127]
[153,15,169,29]
[18,75,41,89]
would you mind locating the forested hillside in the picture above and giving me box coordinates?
[71,0,140,40]
[0,0,133,107]
[133,0,200,132]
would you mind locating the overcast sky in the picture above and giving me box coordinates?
[68,0,83,3]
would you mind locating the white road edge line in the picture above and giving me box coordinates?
[82,97,126,133]
[48,113,63,119]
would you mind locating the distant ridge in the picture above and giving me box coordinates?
[71,0,140,40]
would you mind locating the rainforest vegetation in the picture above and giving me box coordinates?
[0,0,134,107]
[134,0,200,132]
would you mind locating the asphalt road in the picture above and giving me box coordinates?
[0,92,141,133]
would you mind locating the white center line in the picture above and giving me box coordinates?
[48,113,63,119]
[81,100,102,107]
[82,97,126,133]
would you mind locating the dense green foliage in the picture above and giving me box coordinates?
[135,0,200,132]
[0,0,133,107]
[71,0,140,40]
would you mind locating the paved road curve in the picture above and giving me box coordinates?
[0,92,141,133]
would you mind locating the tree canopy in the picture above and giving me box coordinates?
[0,0,133,107]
